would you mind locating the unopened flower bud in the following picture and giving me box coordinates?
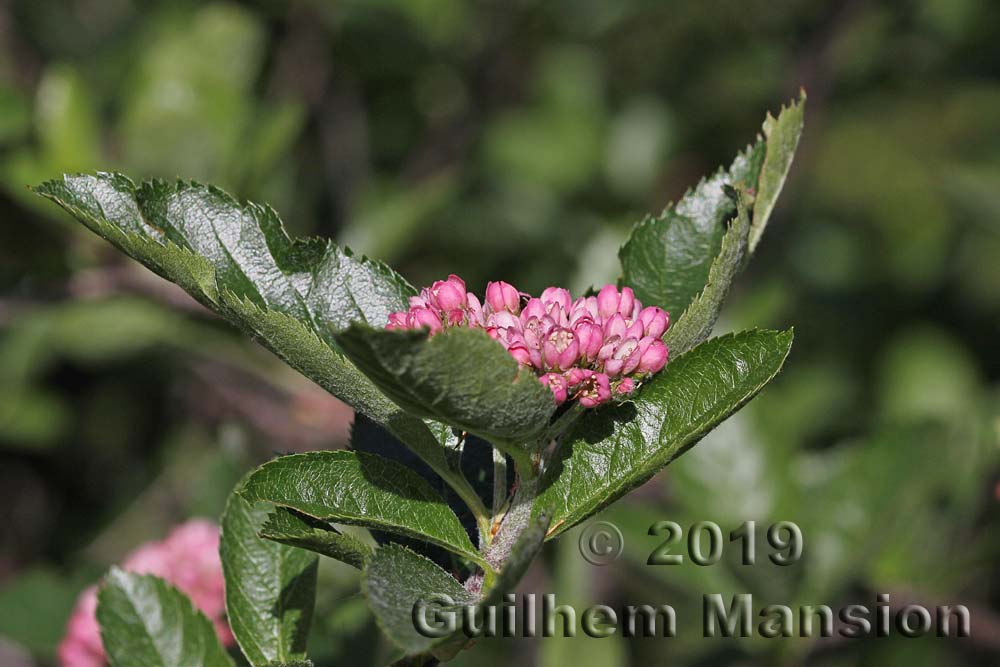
[386,312,408,329]
[597,284,620,319]
[411,307,443,333]
[574,321,603,363]
[486,281,521,314]
[429,274,467,312]
[541,287,572,313]
[521,297,547,321]
[638,340,668,374]
[618,286,636,318]
[638,306,669,339]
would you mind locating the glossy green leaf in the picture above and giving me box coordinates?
[662,188,751,356]
[96,568,233,667]
[33,173,412,341]
[538,329,793,538]
[260,508,372,570]
[618,139,762,316]
[240,451,482,564]
[220,485,317,667]
[363,543,477,656]
[335,324,557,444]
[618,95,804,315]
[33,173,476,522]
[750,91,806,253]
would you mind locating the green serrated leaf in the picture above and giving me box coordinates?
[538,329,793,538]
[260,507,372,570]
[96,568,234,667]
[662,188,751,356]
[33,173,413,343]
[220,483,318,667]
[335,324,556,445]
[240,451,483,565]
[33,173,479,533]
[750,91,806,253]
[619,95,804,315]
[618,138,763,316]
[363,543,477,656]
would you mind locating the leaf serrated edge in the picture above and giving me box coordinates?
[97,567,233,667]
[543,328,794,539]
[361,543,476,656]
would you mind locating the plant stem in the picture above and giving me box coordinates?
[445,470,491,544]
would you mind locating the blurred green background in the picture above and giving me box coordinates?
[1,0,999,665]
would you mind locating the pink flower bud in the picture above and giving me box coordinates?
[411,307,443,333]
[466,293,485,326]
[638,340,668,374]
[541,287,572,312]
[638,306,669,339]
[618,286,635,318]
[485,281,521,314]
[488,310,519,330]
[597,335,619,363]
[624,317,646,340]
[539,372,568,405]
[610,337,641,377]
[521,297,547,321]
[597,284,620,319]
[603,313,627,339]
[508,344,531,366]
[574,321,603,363]
[430,274,467,312]
[386,311,408,329]
[543,327,579,371]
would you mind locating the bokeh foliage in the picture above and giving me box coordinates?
[1,1,998,666]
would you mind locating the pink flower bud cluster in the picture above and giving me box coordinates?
[388,276,669,408]
[58,519,230,667]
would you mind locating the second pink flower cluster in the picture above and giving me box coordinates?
[387,275,669,408]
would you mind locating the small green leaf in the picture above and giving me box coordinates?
[750,91,806,253]
[538,329,793,538]
[335,324,557,444]
[363,543,477,656]
[662,188,751,356]
[260,508,372,570]
[618,140,763,316]
[220,484,318,667]
[240,451,482,565]
[96,568,234,667]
